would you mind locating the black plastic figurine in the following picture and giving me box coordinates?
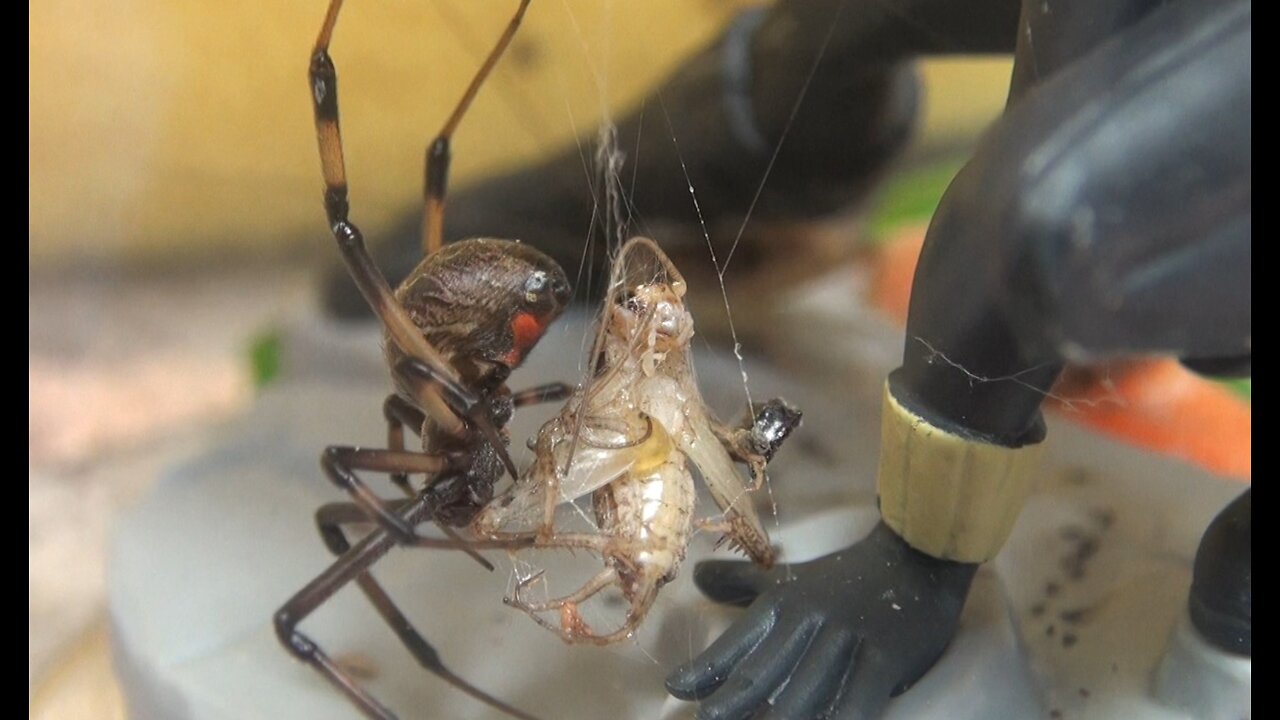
[663,1,1251,718]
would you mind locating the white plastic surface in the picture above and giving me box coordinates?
[110,297,1249,720]
[1154,612,1252,720]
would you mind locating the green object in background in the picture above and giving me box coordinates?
[249,331,283,389]
[1222,378,1251,401]
[867,158,966,241]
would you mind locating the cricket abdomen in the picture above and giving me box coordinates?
[595,440,696,600]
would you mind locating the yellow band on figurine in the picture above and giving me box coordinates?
[877,383,1044,563]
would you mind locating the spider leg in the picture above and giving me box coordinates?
[394,358,519,480]
[382,395,426,496]
[316,500,496,572]
[421,0,532,256]
[385,382,569,497]
[315,505,539,719]
[378,395,513,569]
[511,382,573,408]
[321,446,456,543]
[309,0,467,439]
[275,495,541,720]
[275,496,426,720]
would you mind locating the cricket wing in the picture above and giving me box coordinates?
[474,420,642,533]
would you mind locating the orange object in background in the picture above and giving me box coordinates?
[868,227,1251,482]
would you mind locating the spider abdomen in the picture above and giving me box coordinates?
[388,238,569,392]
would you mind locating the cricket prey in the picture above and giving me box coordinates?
[473,236,802,644]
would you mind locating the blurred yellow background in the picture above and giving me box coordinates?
[29,0,1010,269]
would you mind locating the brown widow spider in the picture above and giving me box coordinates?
[273,2,572,718]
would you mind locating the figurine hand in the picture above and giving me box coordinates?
[666,521,978,720]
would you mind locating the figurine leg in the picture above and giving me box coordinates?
[1153,487,1251,718]
[1189,488,1251,655]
